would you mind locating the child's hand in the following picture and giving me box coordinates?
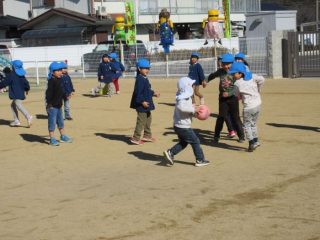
[142,101,149,108]
[100,76,103,80]
[154,92,160,97]
[222,92,229,98]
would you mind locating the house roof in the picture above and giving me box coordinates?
[0,15,26,29]
[19,8,97,30]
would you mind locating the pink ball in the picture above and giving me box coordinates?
[196,105,211,120]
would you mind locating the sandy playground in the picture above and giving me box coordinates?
[0,76,320,240]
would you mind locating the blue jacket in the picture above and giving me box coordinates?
[97,61,113,83]
[110,61,125,79]
[61,73,75,96]
[188,62,205,85]
[0,72,30,100]
[130,74,155,112]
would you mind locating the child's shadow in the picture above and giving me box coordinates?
[35,114,47,119]
[128,151,194,166]
[0,119,10,125]
[82,94,100,98]
[20,134,48,144]
[95,133,131,144]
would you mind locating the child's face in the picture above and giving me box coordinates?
[62,69,67,74]
[139,68,150,76]
[222,62,232,71]
[103,57,109,62]
[190,57,198,64]
[235,58,243,62]
[232,72,242,80]
[53,69,63,78]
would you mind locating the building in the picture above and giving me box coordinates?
[1,0,261,46]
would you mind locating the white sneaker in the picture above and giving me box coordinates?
[27,116,33,128]
[163,150,174,165]
[10,120,21,127]
[91,88,96,96]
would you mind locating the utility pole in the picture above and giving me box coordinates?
[317,0,320,30]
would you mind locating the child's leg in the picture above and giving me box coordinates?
[194,85,204,104]
[185,128,205,161]
[143,112,152,138]
[133,112,147,140]
[11,100,19,122]
[169,127,189,156]
[64,98,71,119]
[228,97,245,140]
[113,78,120,93]
[48,107,58,138]
[225,113,234,132]
[243,106,260,142]
[107,82,115,96]
[214,99,228,140]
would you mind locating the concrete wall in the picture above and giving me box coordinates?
[3,0,30,20]
[34,15,85,30]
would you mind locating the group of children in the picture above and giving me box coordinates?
[0,50,264,166]
[127,52,264,167]
[0,60,75,146]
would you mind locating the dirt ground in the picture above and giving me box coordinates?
[0,76,319,240]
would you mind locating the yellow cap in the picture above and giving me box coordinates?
[208,9,219,16]
[115,16,125,23]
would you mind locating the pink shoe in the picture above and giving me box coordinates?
[227,130,236,138]
[141,136,155,142]
[130,138,144,145]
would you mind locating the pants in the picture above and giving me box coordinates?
[225,113,234,132]
[243,105,261,141]
[113,78,119,92]
[63,98,71,118]
[11,99,30,122]
[133,111,152,140]
[102,82,115,96]
[47,107,64,132]
[214,96,244,139]
[170,126,205,161]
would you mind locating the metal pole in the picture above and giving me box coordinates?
[36,60,39,86]
[82,55,86,79]
[166,54,169,77]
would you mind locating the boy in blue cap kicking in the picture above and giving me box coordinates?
[46,61,72,146]
[0,60,33,127]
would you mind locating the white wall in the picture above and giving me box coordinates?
[3,0,30,20]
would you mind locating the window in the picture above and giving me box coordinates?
[32,0,55,8]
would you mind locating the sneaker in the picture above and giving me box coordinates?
[65,117,73,120]
[91,88,96,96]
[50,137,59,146]
[116,91,120,94]
[60,135,73,143]
[141,136,155,142]
[195,160,210,167]
[27,116,33,128]
[227,130,236,138]
[130,138,144,145]
[203,40,208,45]
[10,120,21,127]
[248,144,255,152]
[238,138,245,143]
[253,141,260,149]
[213,137,219,143]
[163,150,174,165]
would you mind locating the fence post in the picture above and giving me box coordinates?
[36,60,39,86]
[166,54,169,78]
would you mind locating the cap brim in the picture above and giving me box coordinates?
[15,68,26,76]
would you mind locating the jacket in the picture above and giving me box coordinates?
[173,97,195,128]
[0,72,30,100]
[61,74,75,97]
[46,76,65,108]
[110,61,125,79]
[188,62,205,85]
[207,68,236,98]
[130,74,155,112]
[97,62,113,83]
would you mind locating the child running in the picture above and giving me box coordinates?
[109,52,125,94]
[204,53,245,143]
[46,61,72,146]
[61,61,75,120]
[0,60,32,127]
[188,52,205,105]
[92,54,113,96]
[130,58,160,145]
[230,62,265,152]
[163,77,209,167]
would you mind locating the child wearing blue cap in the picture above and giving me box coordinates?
[46,61,72,146]
[163,77,210,167]
[235,52,250,70]
[188,52,205,105]
[230,62,265,152]
[130,58,160,145]
[109,53,125,94]
[92,54,114,96]
[61,60,75,120]
[0,60,33,127]
[204,53,245,143]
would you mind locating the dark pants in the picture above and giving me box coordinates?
[170,126,205,161]
[214,96,244,139]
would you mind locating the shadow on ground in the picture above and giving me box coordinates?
[20,133,48,144]
[95,133,131,144]
[266,123,320,132]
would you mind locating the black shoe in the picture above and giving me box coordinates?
[213,137,219,143]
[65,117,73,120]
[195,159,210,167]
[248,144,255,152]
[218,39,222,45]
[204,40,208,45]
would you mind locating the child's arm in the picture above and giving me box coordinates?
[45,80,54,108]
[198,64,205,83]
[0,76,12,89]
[252,74,265,92]
[206,68,224,83]
[120,62,125,72]
[97,64,103,80]
[176,99,195,114]
[24,78,30,95]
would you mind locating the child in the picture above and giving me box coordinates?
[0,60,32,127]
[130,58,160,145]
[188,52,205,105]
[235,52,250,70]
[109,52,125,94]
[92,54,113,96]
[204,53,245,143]
[61,61,75,120]
[163,77,210,167]
[230,62,265,152]
[46,61,72,146]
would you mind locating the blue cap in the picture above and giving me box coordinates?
[11,60,26,76]
[221,53,234,63]
[60,62,68,69]
[228,62,246,74]
[191,52,200,58]
[136,58,151,68]
[49,61,64,72]
[235,52,246,60]
[108,52,118,59]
